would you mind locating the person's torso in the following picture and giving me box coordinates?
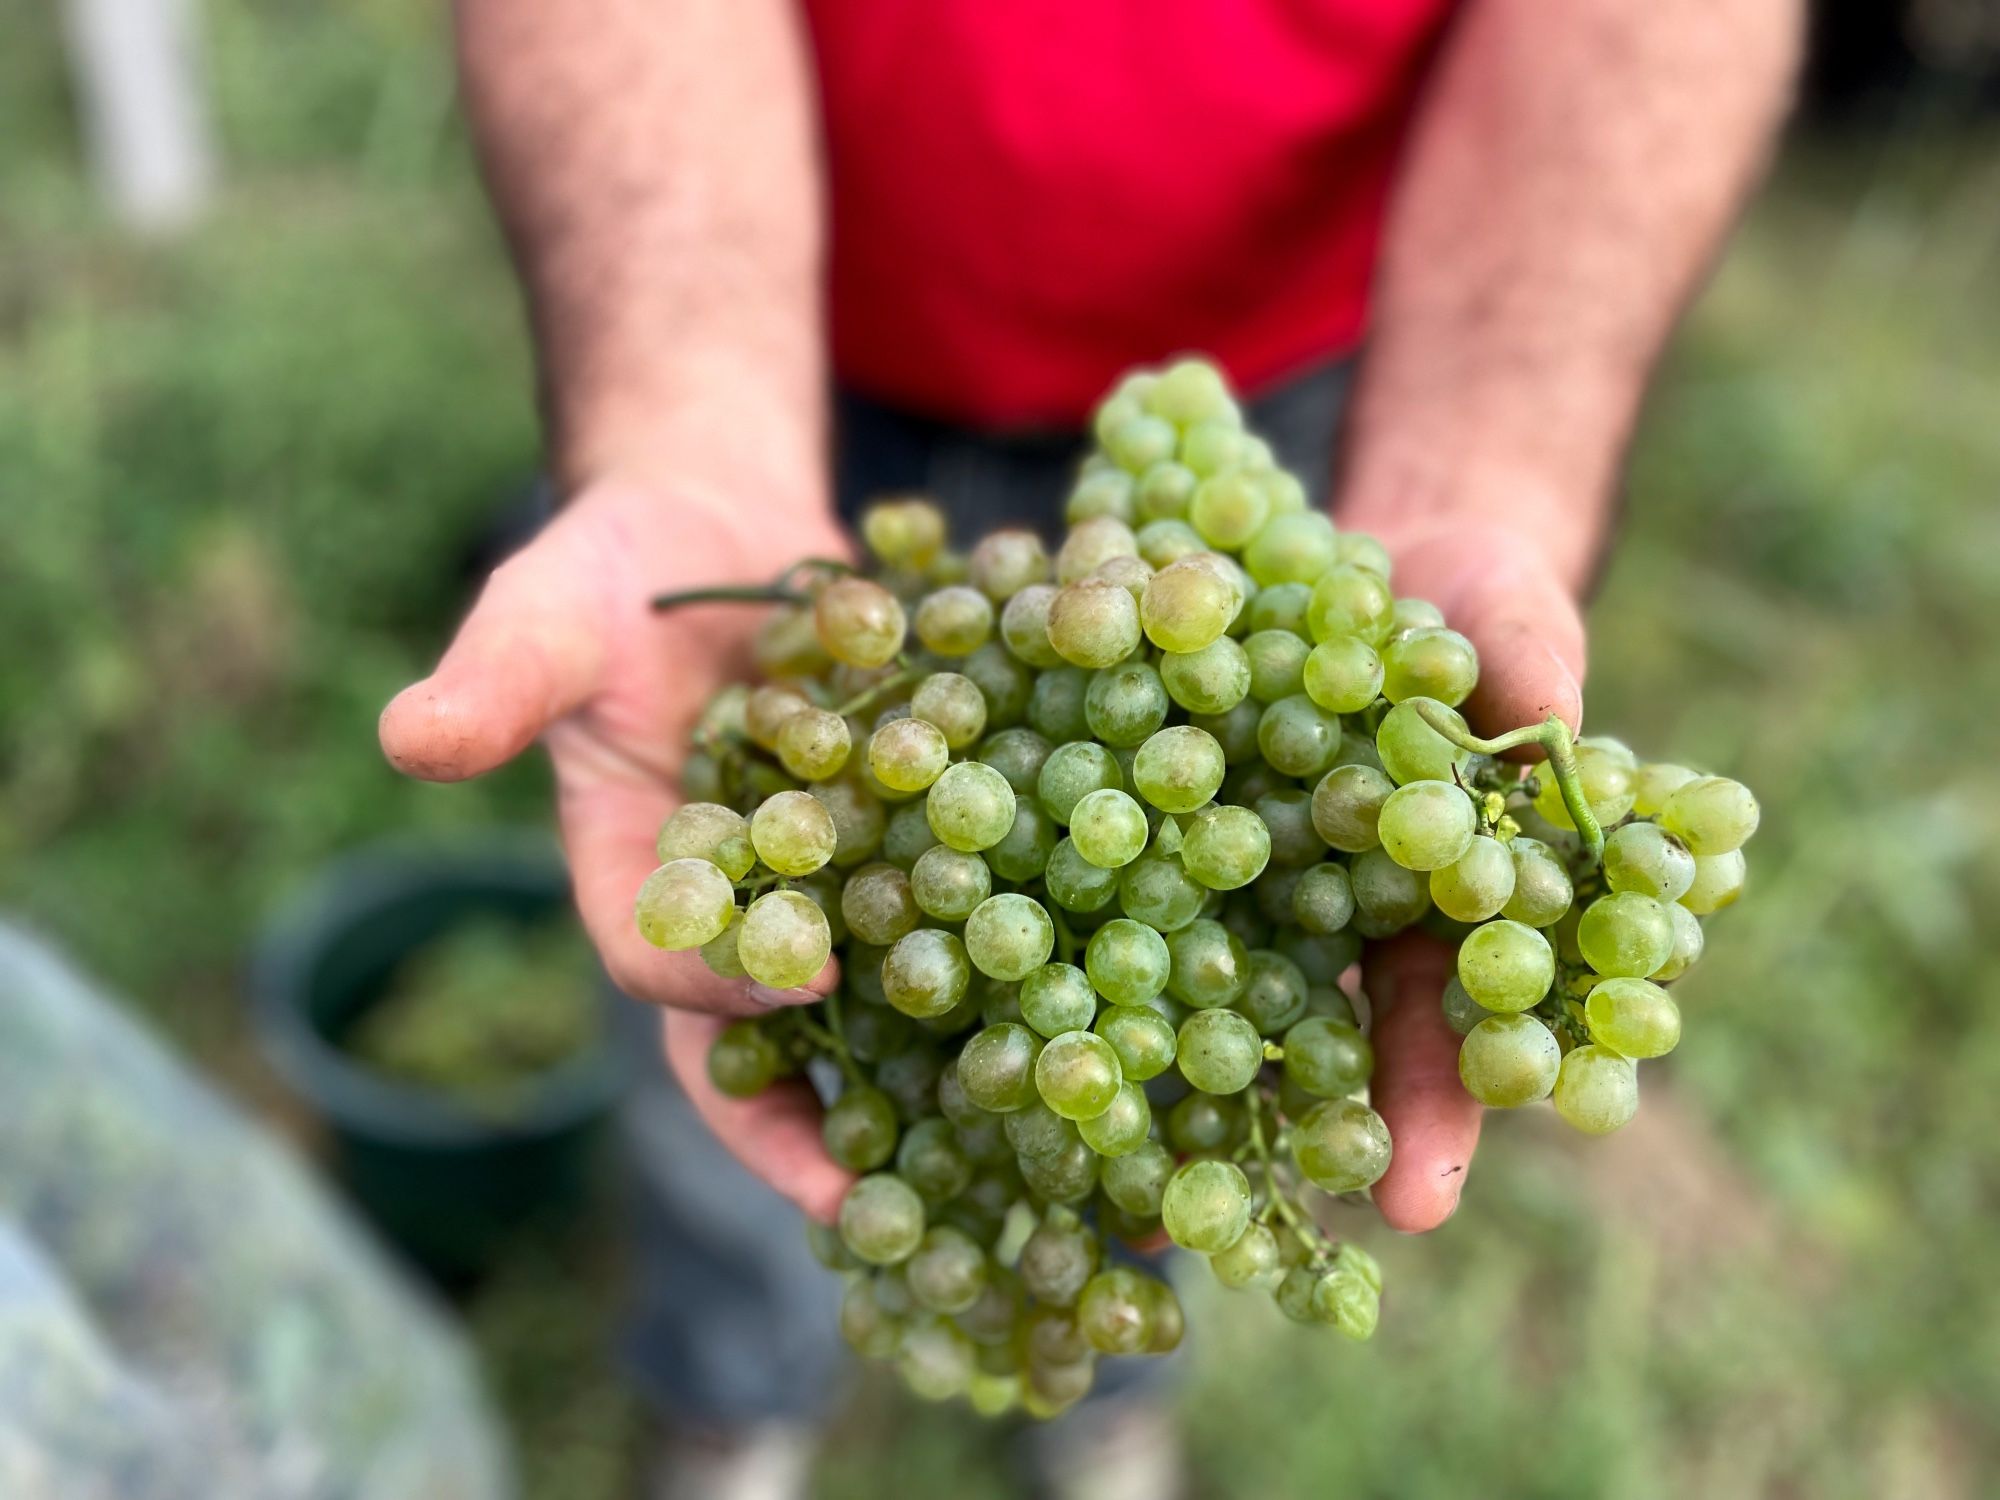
[803,0,1456,428]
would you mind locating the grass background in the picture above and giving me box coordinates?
[4,5,1997,1497]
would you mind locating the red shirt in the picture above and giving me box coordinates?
[803,0,1456,428]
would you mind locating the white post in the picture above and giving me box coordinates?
[61,0,218,233]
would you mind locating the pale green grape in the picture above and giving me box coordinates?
[1551,1044,1639,1134]
[1336,532,1392,579]
[1242,511,1338,586]
[1349,847,1430,935]
[869,717,950,793]
[1035,1031,1124,1121]
[1094,1007,1177,1081]
[1584,976,1681,1058]
[1084,659,1170,746]
[1659,776,1760,855]
[913,585,995,657]
[1179,417,1246,476]
[1005,1098,1080,1160]
[1455,919,1555,1011]
[1024,667,1088,743]
[1146,357,1237,425]
[1311,763,1394,852]
[1117,853,1207,932]
[1044,836,1121,913]
[910,671,989,749]
[897,1117,972,1201]
[1176,1008,1262,1093]
[1374,698,1474,786]
[956,1022,1041,1112]
[840,862,920,946]
[1104,410,1177,472]
[968,529,1051,602]
[1291,1098,1392,1192]
[1091,553,1154,601]
[1085,918,1172,1006]
[1000,584,1064,668]
[1389,596,1444,635]
[926,761,1017,852]
[1131,725,1226,813]
[985,800,1056,882]
[1312,1269,1379,1341]
[1101,1139,1175,1215]
[1457,1014,1561,1107]
[737,889,832,988]
[1247,581,1313,635]
[1306,565,1394,644]
[909,844,991,921]
[1242,629,1312,703]
[1164,919,1249,1009]
[1168,1092,1246,1154]
[905,1226,989,1314]
[1577,892,1674,978]
[860,498,946,568]
[1377,779,1479,871]
[963,893,1056,981]
[977,726,1053,796]
[1501,836,1574,927]
[1037,740,1122,824]
[962,641,1034,726]
[1631,761,1699,817]
[1139,554,1239,653]
[822,1086,899,1171]
[1077,1082,1152,1156]
[1430,835,1517,922]
[699,922,747,980]
[1292,862,1355,934]
[1068,788,1150,868]
[1302,635,1386,713]
[1161,1160,1253,1253]
[882,928,972,1018]
[1380,627,1478,707]
[656,802,757,880]
[1182,804,1272,890]
[1159,637,1252,717]
[815,577,908,668]
[750,789,838,875]
[1680,849,1746,915]
[1257,694,1344,778]
[1602,821,1697,901]
[1441,976,1495,1035]
[1208,1222,1283,1291]
[1018,1208,1097,1304]
[1532,741,1636,830]
[635,858,737,950]
[1047,579,1142,669]
[1652,901,1705,979]
[1189,472,1271,549]
[706,1019,782,1097]
[1018,963,1093,1038]
[744,684,810,750]
[811,779,887,868]
[1136,464,1199,525]
[1282,1016,1372,1098]
[1236,948,1309,1035]
[838,1173,926,1264]
[839,1278,902,1359]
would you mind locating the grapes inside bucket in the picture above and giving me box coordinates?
[636,357,1758,1417]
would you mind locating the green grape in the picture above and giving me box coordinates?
[935,1065,985,1129]
[1055,517,1140,587]
[869,717,951,793]
[968,529,1051,602]
[811,779,887,868]
[882,928,972,1018]
[1349,847,1430,935]
[1532,741,1636,830]
[896,1116,974,1201]
[1273,1266,1319,1323]
[737,889,832,988]
[1336,532,1392,579]
[1257,694,1344,778]
[1179,417,1246,476]
[962,641,1034,727]
[1024,666,1089,743]
[1077,1267,1157,1356]
[1046,579,1143,668]
[977,726,1054,797]
[1242,510,1338,586]
[1085,918,1172,1005]
[1136,464,1200,525]
[1375,698,1475,785]
[1168,1091,1246,1154]
[1208,1221,1283,1291]
[1501,836,1574,927]
[1038,741,1123,823]
[1068,788,1150,868]
[1188,700,1263,769]
[1380,627,1479,707]
[1602,821,1697,901]
[962,894,1056,981]
[1242,629,1312,703]
[841,862,920,946]
[1020,963,1096,1037]
[656,802,756,880]
[775,706,851,781]
[1140,555,1240,653]
[1584,976,1681,1058]
[1160,636,1252,714]
[1306,980,1360,1026]
[1146,357,1237,424]
[635,858,738,951]
[1084,659,1170,746]
[815,577,907,668]
[1131,726,1227,814]
[1283,1016,1373,1098]
[839,1174,926,1265]
[1077,1081,1152,1156]
[1235,949,1309,1035]
[926,761,1017,852]
[1165,918,1249,1009]
[706,1019,783,1097]
[1000,583,1064,668]
[1429,835,1516,922]
[840,1277,904,1358]
[750,789,838,875]
[900,1316,977,1401]
[1659,776,1761,855]
[1652,901,1705,980]
[1094,1007,1177,1081]
[1101,1139,1175,1216]
[1292,1098,1392,1193]
[1680,849,1746,915]
[1092,553,1155,601]
[909,844,992,921]
[1376,779,1478,871]
[1182,804,1273,890]
[1306,565,1394,644]
[985,801,1057,882]
[1067,466,1138,523]
[861,498,947,568]
[1020,1136,1101,1204]
[1176,1007,1263,1094]
[911,672,989,749]
[1252,789,1324,868]
[1100,416,1172,478]
[1311,763,1394,852]
[1035,1031,1124,1121]
[1044,836,1122,913]
[1189,472,1272,549]
[1018,1209,1099,1306]
[744,684,810,750]
[1115,853,1204,932]
[1161,1159,1253,1253]
[1302,635,1386,714]
[1457,1013,1561,1107]
[1006,1097,1081,1160]
[913,585,995,657]
[699,923,746,979]
[1631,761,1699,817]
[1291,863,1355,935]
[1312,1269,1379,1341]
[1578,892,1674,978]
[1456,918,1555,1011]
[1441,975,1495,1035]
[1551,1045,1639,1134]
[904,1226,989,1315]
[956,1022,1041,1112]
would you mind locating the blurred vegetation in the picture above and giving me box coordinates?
[3,4,1996,1498]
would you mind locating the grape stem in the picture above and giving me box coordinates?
[807,990,865,1087]
[1244,1086,1328,1259]
[831,668,920,719]
[650,583,808,611]
[1410,702,1605,864]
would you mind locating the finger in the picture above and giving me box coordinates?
[663,1011,853,1223]
[1366,932,1484,1232]
[379,521,608,782]
[561,770,839,1014]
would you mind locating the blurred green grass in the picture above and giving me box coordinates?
[4,6,1996,1498]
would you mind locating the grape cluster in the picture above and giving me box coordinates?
[634,357,1756,1417]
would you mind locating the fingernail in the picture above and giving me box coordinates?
[749,985,817,1009]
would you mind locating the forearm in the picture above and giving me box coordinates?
[454,0,826,511]
[1337,0,1802,592]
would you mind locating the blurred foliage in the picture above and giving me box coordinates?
[3,3,1997,1497]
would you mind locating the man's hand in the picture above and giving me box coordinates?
[1348,518,1586,1232]
[379,480,856,1222]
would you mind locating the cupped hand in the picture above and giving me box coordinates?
[1351,519,1587,1231]
[379,478,857,1220]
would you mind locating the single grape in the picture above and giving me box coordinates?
[1456,919,1555,1011]
[909,844,992,922]
[1501,836,1574,927]
[882,928,973,1018]
[987,800,1057,884]
[1168,1092,1246,1154]
[1100,1139,1175,1216]
[1146,357,1237,424]
[839,1278,903,1358]
[1283,1016,1373,1098]
[869,718,949,794]
[1160,636,1253,715]
[1056,516,1140,586]
[904,1226,989,1315]
[656,802,756,880]
[1035,1030,1124,1121]
[1532,741,1637,830]
[1019,1136,1100,1204]
[1375,698,1474,785]
[1242,629,1313,703]
[962,641,1034,727]
[1046,579,1143,669]
[1208,1221,1284,1291]
[750,789,839,875]
[841,862,921,946]
[1659,776,1761,855]
[743,684,810,750]
[1077,1267,1157,1356]
[1182,804,1273,890]
[1179,417,1246,476]
[1311,763,1394,852]
[1291,862,1356,935]
[1131,726,1227,813]
[1020,963,1097,1038]
[1584,976,1681,1058]
[1164,919,1249,1009]
[776,706,853,781]
[1631,761,1699,817]
[956,1022,1041,1112]
[839,1174,926,1265]
[969,529,1051,602]
[1018,1209,1099,1306]
[1161,1160,1253,1254]
[1176,1008,1263,1094]
[699,923,746,980]
[899,1316,977,1401]
[1552,1044,1640,1134]
[1135,465,1200,525]
[815,577,907,668]
[897,1116,974,1201]
[1457,1014,1561,1107]
[1312,1269,1379,1341]
[1000,584,1064,668]
[635,858,738,950]
[1441,975,1495,1035]
[1069,788,1150,868]
[1084,659,1170,746]
[1292,1098,1392,1193]
[737,889,832,989]
[1680,850,1746,915]
[1236,948,1309,1035]
[1380,627,1478,707]
[1006,1097,1081,1160]
[1246,581,1313,635]
[1092,553,1155,601]
[1085,918,1172,1006]
[1066,466,1137,524]
[1376,779,1478,871]
[1306,565,1394,644]
[706,1019,783,1097]
[1113,853,1202,933]
[1349,847,1430,935]
[1301,635,1386,714]
[913,585,996,657]
[1257,694,1344,778]
[926,761,1017,852]
[1429,835,1518,922]
[811,779,887,868]
[1189,471,1272,549]
[1140,555,1240,653]
[1077,1081,1152,1156]
[1652,901,1706,980]
[1577,892,1674,978]
[1044,836,1122,913]
[1602,821,1697,901]
[860,498,947,568]
[1038,741,1124,823]
[911,671,989,749]
[978,726,1054,797]
[1242,510,1338,587]
[1094,1006,1177,1081]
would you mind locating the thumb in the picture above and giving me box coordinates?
[379,518,608,782]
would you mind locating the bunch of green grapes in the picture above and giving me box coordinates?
[633,357,1756,1418]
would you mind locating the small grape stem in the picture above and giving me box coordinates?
[802,992,865,1087]
[1411,702,1604,864]
[734,870,786,895]
[831,667,921,719]
[1049,908,1080,966]
[1245,1086,1328,1258]
[651,583,808,611]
